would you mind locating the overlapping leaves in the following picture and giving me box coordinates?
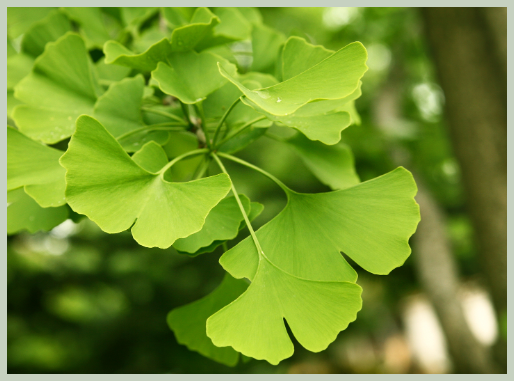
[60,115,231,249]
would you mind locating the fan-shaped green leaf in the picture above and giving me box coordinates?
[93,75,170,152]
[207,258,362,365]
[21,9,71,58]
[104,8,219,72]
[95,57,131,84]
[7,127,66,207]
[281,36,333,81]
[219,41,368,116]
[60,116,231,249]
[221,167,419,281]
[286,133,360,190]
[152,51,236,104]
[8,188,68,235]
[173,195,251,254]
[13,33,101,144]
[168,273,249,366]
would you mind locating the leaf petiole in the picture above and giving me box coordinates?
[215,152,291,195]
[194,102,212,150]
[215,116,267,148]
[141,106,188,124]
[158,149,209,178]
[211,153,264,256]
[116,124,186,141]
[212,97,242,145]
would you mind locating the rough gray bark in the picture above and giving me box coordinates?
[421,8,507,370]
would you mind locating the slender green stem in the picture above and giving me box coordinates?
[192,156,211,180]
[141,107,187,124]
[158,149,209,177]
[194,103,212,149]
[117,125,185,141]
[180,102,194,129]
[212,97,242,145]
[215,116,267,147]
[212,153,264,255]
[216,152,291,194]
[222,242,229,252]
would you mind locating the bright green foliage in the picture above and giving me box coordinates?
[60,116,231,249]
[7,188,68,234]
[286,133,360,190]
[207,259,362,365]
[93,75,170,151]
[13,33,101,144]
[20,10,72,58]
[209,167,419,363]
[173,195,251,254]
[168,274,249,366]
[7,7,420,368]
[152,52,235,104]
[219,41,367,116]
[7,127,66,207]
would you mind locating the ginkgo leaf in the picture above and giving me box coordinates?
[241,84,362,144]
[207,167,419,364]
[60,115,231,249]
[7,7,56,39]
[7,54,34,90]
[7,126,66,207]
[161,7,194,27]
[221,167,419,281]
[21,9,71,57]
[219,41,367,116]
[13,33,102,144]
[236,7,262,25]
[93,75,170,151]
[151,51,236,104]
[131,141,169,173]
[286,133,360,190]
[168,273,249,366]
[104,8,219,72]
[120,7,158,31]
[95,57,131,84]
[281,36,333,81]
[173,195,251,254]
[250,23,286,72]
[61,7,112,49]
[207,258,362,365]
[195,7,251,50]
[7,188,69,235]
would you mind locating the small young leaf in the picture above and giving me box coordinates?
[13,33,101,144]
[8,188,68,235]
[286,133,360,190]
[219,41,368,116]
[60,116,231,249]
[173,195,251,254]
[168,273,249,366]
[7,127,66,207]
[152,51,236,104]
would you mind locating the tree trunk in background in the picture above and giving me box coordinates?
[373,65,496,374]
[421,8,507,371]
[413,181,497,373]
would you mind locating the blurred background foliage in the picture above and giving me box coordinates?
[7,7,506,374]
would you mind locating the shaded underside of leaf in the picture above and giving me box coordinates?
[168,273,249,366]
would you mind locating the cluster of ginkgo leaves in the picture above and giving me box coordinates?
[7,7,420,366]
